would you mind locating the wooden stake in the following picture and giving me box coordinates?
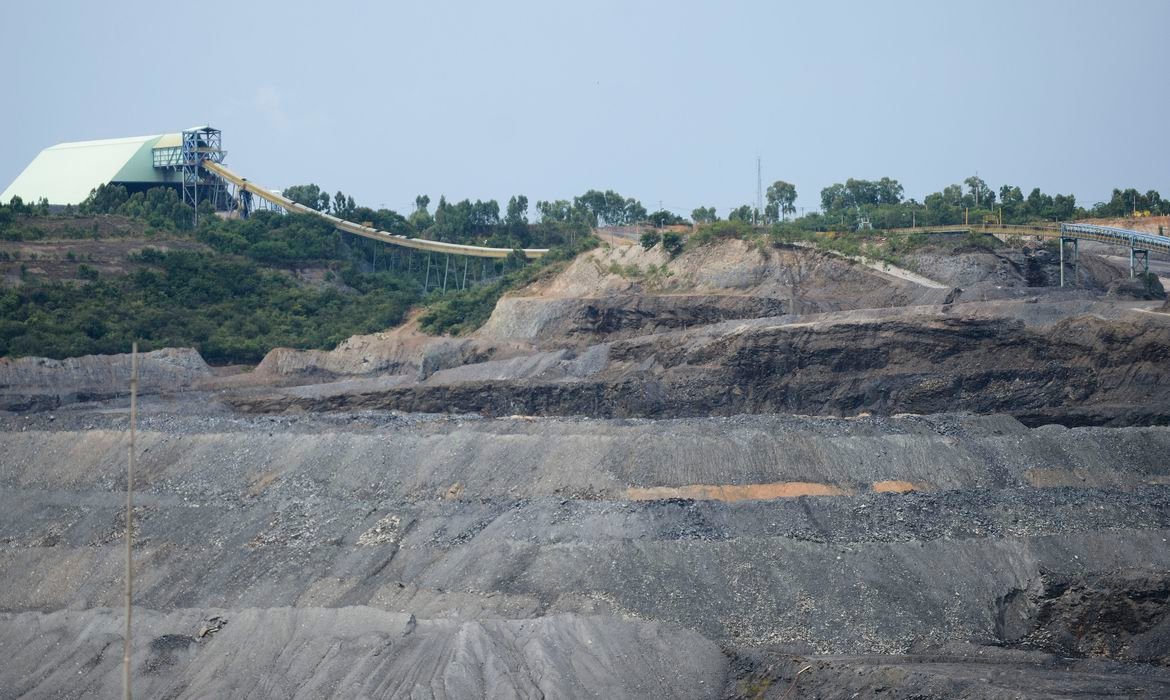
[123,342,138,700]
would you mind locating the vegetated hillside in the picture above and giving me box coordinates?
[0,213,417,362]
[0,188,592,364]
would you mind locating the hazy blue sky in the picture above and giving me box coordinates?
[2,0,1167,217]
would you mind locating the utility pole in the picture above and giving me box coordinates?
[756,156,763,226]
[123,343,138,700]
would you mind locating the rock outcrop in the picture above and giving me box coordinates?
[0,348,210,412]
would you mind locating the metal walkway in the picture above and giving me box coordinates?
[203,161,548,260]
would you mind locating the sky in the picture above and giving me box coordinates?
[2,0,1168,217]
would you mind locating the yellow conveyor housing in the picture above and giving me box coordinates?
[203,161,548,259]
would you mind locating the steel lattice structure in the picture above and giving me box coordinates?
[180,127,228,225]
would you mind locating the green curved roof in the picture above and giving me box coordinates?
[2,132,183,205]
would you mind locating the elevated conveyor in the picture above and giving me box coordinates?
[883,222,1170,255]
[203,161,548,259]
[881,221,1170,284]
[1057,222,1170,256]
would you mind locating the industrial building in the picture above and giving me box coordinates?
[1,126,228,208]
[1,126,550,259]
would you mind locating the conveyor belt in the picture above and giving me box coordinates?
[203,161,548,259]
[882,222,1170,254]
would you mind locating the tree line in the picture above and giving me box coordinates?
[6,175,1167,238]
[281,185,697,244]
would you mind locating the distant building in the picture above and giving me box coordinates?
[2,127,222,206]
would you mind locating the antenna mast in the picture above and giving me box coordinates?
[756,156,763,225]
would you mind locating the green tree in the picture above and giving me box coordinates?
[875,177,904,205]
[820,177,903,215]
[505,195,528,227]
[572,190,646,226]
[624,198,648,224]
[1025,188,1053,219]
[964,175,994,208]
[1094,188,1169,217]
[765,180,797,222]
[691,206,718,223]
[332,191,356,219]
[535,200,575,223]
[81,184,129,214]
[647,210,687,227]
[282,184,331,211]
[820,183,848,213]
[1051,193,1076,221]
[409,194,433,230]
[728,204,754,222]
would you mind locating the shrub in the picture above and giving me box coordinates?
[687,219,754,248]
[640,231,661,249]
[661,231,684,256]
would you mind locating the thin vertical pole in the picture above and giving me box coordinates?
[462,256,469,290]
[1059,239,1065,287]
[123,343,138,700]
[1130,246,1136,278]
[424,254,432,291]
[442,254,450,292]
[1073,239,1079,286]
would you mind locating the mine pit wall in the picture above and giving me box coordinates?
[1,413,1168,662]
[233,314,1170,427]
[481,294,793,345]
[0,348,210,412]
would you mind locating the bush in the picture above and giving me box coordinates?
[81,184,193,231]
[661,231,684,256]
[640,231,661,249]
